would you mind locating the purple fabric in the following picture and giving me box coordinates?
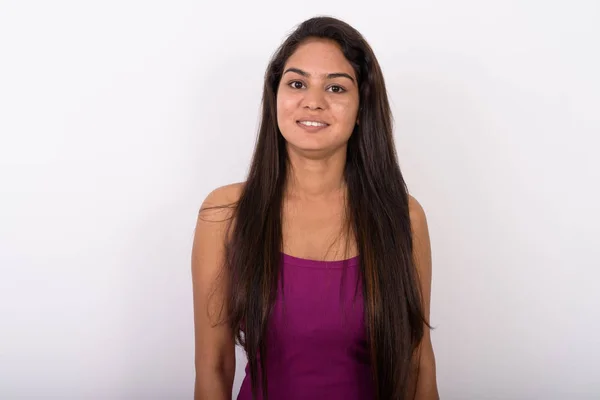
[237,253,374,399]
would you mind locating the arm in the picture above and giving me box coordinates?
[409,196,439,399]
[191,185,240,400]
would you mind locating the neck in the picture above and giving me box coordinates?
[284,146,347,201]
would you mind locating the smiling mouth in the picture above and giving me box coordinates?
[296,120,329,128]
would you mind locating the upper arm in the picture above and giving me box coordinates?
[191,183,243,379]
[408,194,439,399]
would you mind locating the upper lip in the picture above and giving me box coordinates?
[297,118,329,125]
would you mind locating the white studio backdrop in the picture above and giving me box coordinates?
[1,1,599,399]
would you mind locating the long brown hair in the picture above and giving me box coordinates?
[207,16,428,400]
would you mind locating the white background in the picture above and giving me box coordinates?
[1,1,599,399]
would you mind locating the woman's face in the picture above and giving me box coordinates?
[276,38,360,154]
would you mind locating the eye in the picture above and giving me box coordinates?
[327,85,346,93]
[288,81,305,89]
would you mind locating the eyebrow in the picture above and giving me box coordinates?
[283,67,355,84]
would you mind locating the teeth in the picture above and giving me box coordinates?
[299,121,327,127]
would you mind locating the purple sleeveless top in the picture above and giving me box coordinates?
[237,253,374,399]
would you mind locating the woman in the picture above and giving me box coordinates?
[192,16,439,400]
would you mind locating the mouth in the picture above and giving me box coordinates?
[296,120,330,132]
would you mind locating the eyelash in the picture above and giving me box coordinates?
[287,81,346,93]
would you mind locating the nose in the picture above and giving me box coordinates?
[302,87,326,110]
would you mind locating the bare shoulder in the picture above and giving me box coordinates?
[408,194,428,228]
[408,194,432,274]
[193,182,245,253]
[199,182,245,221]
[201,181,245,210]
[192,181,246,285]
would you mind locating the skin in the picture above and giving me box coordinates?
[409,198,439,399]
[192,38,438,399]
[192,183,240,400]
[277,37,361,259]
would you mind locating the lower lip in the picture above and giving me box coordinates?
[297,121,329,132]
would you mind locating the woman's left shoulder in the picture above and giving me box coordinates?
[408,194,428,227]
[408,195,432,281]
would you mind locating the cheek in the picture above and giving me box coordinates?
[276,95,296,123]
[331,101,359,127]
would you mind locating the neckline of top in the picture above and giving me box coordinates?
[281,252,360,268]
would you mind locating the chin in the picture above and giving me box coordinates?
[287,141,325,152]
[286,138,344,155]
[281,126,347,152]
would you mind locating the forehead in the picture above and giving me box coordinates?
[284,38,356,78]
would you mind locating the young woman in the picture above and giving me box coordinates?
[192,16,439,400]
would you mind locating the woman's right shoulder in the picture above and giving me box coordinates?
[198,181,246,224]
[193,182,245,259]
[202,181,245,208]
